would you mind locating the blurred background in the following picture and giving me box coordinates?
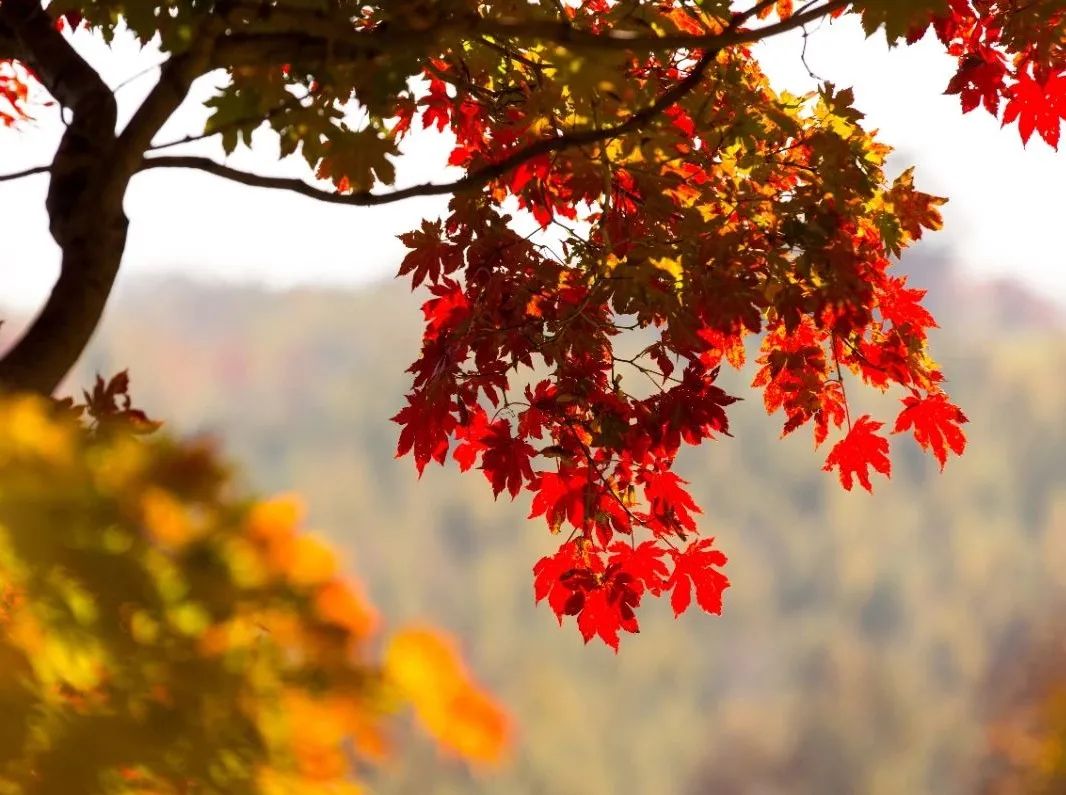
[1,246,1056,794]
[4,14,1066,793]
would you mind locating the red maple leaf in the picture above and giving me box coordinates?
[822,415,891,492]
[876,275,937,333]
[813,379,847,448]
[640,470,700,534]
[482,431,535,499]
[421,279,470,341]
[458,417,536,499]
[1002,69,1066,149]
[533,541,587,622]
[398,219,466,288]
[575,581,640,651]
[528,468,592,531]
[392,390,456,475]
[609,541,669,597]
[666,538,730,617]
[418,77,451,132]
[894,392,968,469]
[945,49,1007,115]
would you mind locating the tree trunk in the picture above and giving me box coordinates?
[0,0,212,395]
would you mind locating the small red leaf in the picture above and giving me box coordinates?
[822,415,891,492]
[667,538,730,618]
[894,393,968,469]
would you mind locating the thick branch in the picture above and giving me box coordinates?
[0,0,124,395]
[0,23,19,59]
[472,0,848,51]
[0,1,215,395]
[214,0,848,67]
[142,37,721,205]
[0,0,845,394]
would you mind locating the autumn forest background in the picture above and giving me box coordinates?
[0,245,1056,794]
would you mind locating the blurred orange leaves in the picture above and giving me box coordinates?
[386,628,512,765]
[0,395,510,792]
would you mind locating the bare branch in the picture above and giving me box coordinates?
[0,163,50,182]
[147,88,311,152]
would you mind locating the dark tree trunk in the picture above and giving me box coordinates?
[0,0,125,395]
[0,0,214,394]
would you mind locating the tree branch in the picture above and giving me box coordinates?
[0,0,126,395]
[0,1,215,395]
[0,163,50,181]
[214,0,848,68]
[0,0,847,395]
[115,39,220,175]
[141,27,727,206]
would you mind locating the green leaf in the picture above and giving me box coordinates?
[854,0,948,43]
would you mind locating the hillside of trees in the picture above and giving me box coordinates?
[11,260,1062,794]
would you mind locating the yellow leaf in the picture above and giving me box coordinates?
[651,255,684,283]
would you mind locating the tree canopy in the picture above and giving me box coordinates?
[1,0,1064,647]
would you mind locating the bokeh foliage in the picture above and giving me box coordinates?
[0,395,508,794]
[67,276,1066,795]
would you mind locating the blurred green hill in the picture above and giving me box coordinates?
[23,268,1066,793]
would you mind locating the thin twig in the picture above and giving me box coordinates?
[0,163,50,182]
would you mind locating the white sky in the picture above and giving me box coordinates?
[2,14,1064,314]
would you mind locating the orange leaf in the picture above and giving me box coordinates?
[894,393,968,469]
[823,415,891,492]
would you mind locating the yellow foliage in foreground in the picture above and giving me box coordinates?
[0,396,509,794]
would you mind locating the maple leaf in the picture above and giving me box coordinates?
[945,50,1007,115]
[1002,69,1066,149]
[315,128,398,192]
[823,415,892,492]
[77,370,162,435]
[666,539,730,617]
[894,393,968,469]
[877,275,937,333]
[609,541,669,597]
[856,0,948,43]
[392,391,456,475]
[473,419,537,499]
[641,470,701,535]
[528,469,592,532]
[813,379,847,448]
[398,219,464,288]
[452,414,487,473]
[421,279,471,341]
[575,582,640,651]
[533,541,586,622]
[419,78,451,132]
[886,167,946,249]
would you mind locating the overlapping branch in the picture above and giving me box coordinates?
[0,0,847,394]
[214,0,847,67]
[141,0,846,206]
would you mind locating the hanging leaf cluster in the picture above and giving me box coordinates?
[6,0,1062,647]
